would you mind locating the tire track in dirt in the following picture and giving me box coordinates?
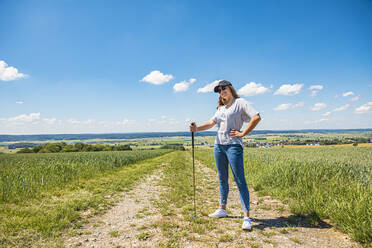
[64,164,167,248]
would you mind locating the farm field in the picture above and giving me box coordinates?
[0,137,371,247]
[0,150,173,202]
[1,131,371,153]
[275,143,372,148]
[0,150,173,247]
[65,150,363,248]
[195,146,372,245]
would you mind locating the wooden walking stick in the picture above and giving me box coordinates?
[190,123,196,220]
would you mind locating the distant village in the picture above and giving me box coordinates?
[245,142,321,148]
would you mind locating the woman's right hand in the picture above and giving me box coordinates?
[189,122,197,132]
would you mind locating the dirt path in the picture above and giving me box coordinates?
[64,166,166,248]
[64,157,361,248]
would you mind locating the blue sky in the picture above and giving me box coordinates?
[0,0,371,134]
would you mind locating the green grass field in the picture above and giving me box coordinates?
[195,146,372,244]
[0,150,171,203]
[1,144,371,246]
[0,150,176,247]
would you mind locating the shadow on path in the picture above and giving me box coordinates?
[224,215,244,219]
[251,215,333,230]
[222,215,332,230]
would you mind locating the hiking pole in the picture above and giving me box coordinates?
[190,123,197,221]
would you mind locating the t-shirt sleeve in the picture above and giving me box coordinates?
[240,99,259,122]
[211,109,219,123]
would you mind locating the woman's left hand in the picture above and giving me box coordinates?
[229,129,244,138]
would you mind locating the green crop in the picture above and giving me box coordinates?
[0,150,170,203]
[195,146,372,244]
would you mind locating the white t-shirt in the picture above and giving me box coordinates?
[211,98,259,147]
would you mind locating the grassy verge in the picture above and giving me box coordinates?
[154,150,197,247]
[154,151,244,247]
[194,147,372,245]
[0,152,175,248]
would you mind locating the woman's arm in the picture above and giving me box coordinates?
[229,113,261,137]
[189,120,216,132]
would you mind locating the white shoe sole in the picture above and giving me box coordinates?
[208,214,227,218]
[208,212,227,218]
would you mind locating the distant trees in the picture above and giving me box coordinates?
[8,142,40,149]
[17,142,132,154]
[17,148,34,153]
[160,144,185,150]
[61,144,78,152]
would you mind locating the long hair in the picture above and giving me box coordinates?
[217,85,240,109]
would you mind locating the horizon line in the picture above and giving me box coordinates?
[1,128,372,136]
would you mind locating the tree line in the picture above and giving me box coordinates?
[17,142,132,153]
[159,144,186,150]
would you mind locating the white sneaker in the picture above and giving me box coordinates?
[242,217,252,230]
[208,208,227,218]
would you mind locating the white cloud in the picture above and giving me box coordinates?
[83,119,95,125]
[0,60,28,81]
[2,113,58,126]
[322,104,350,116]
[173,78,196,92]
[274,102,304,111]
[293,102,304,107]
[197,80,221,93]
[342,91,354,97]
[334,104,350,112]
[98,121,110,127]
[309,85,323,96]
[67,118,81,125]
[66,119,102,126]
[355,102,372,114]
[145,116,180,126]
[351,96,359,101]
[274,83,303,96]
[116,119,130,126]
[173,82,188,92]
[43,118,56,125]
[309,85,323,90]
[8,113,40,122]
[274,103,292,111]
[310,91,318,97]
[140,70,174,85]
[310,103,327,111]
[237,82,269,96]
[16,101,24,104]
[305,118,329,124]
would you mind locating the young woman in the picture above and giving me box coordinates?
[189,80,261,230]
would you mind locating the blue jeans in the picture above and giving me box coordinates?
[214,144,250,212]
